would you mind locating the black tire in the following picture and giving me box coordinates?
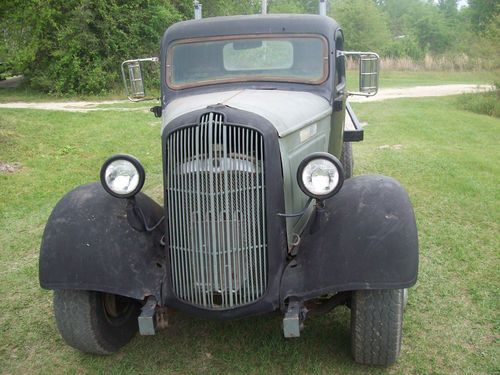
[350,289,404,366]
[53,290,140,355]
[340,142,353,179]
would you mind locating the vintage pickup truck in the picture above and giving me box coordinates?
[40,4,418,366]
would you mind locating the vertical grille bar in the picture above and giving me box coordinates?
[260,135,267,294]
[166,113,267,309]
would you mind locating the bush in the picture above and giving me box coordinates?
[456,83,500,118]
[1,0,186,95]
[382,36,424,61]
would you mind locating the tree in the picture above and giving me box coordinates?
[195,0,261,17]
[467,0,500,32]
[0,0,186,94]
[411,11,453,53]
[438,0,458,19]
[378,0,456,55]
[268,0,306,13]
[329,0,391,52]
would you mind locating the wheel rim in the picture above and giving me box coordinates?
[101,293,135,326]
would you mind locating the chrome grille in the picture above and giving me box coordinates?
[166,113,267,309]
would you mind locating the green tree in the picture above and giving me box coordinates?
[378,0,455,55]
[461,6,500,67]
[438,0,458,19]
[0,0,186,94]
[194,0,261,17]
[268,0,306,13]
[329,0,391,52]
[467,0,500,32]
[411,11,453,53]
[383,36,425,60]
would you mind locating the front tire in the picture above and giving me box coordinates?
[350,289,404,366]
[340,142,353,179]
[53,290,140,355]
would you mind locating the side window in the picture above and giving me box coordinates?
[335,33,345,89]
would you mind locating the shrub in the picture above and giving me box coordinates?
[1,0,186,95]
[456,83,500,118]
[382,36,424,61]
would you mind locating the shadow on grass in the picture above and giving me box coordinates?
[70,307,357,373]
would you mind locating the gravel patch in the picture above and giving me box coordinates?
[0,162,22,173]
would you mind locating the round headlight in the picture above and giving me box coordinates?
[297,152,344,200]
[100,154,145,198]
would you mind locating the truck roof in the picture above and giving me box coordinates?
[162,14,340,46]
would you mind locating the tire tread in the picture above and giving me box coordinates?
[351,289,404,366]
[53,290,138,355]
[340,142,353,179]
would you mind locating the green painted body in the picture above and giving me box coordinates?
[162,89,346,246]
[279,112,344,244]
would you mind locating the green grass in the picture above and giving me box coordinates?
[378,70,499,87]
[346,69,499,91]
[0,84,126,103]
[1,96,499,373]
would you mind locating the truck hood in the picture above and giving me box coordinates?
[162,90,332,137]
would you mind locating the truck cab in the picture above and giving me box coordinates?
[40,11,418,366]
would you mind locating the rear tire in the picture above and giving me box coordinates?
[340,142,353,178]
[350,289,404,366]
[53,290,140,355]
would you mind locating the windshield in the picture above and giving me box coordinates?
[167,34,328,89]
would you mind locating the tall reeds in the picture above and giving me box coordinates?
[347,54,498,71]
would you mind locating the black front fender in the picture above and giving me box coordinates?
[280,175,419,302]
[39,183,165,301]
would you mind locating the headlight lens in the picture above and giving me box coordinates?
[100,154,145,198]
[297,153,344,199]
[302,159,339,195]
[105,160,140,194]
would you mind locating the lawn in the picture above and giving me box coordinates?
[0,80,129,103]
[375,70,498,88]
[346,70,498,91]
[0,95,498,374]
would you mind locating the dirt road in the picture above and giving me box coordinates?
[0,99,132,112]
[348,84,493,102]
[0,84,493,111]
